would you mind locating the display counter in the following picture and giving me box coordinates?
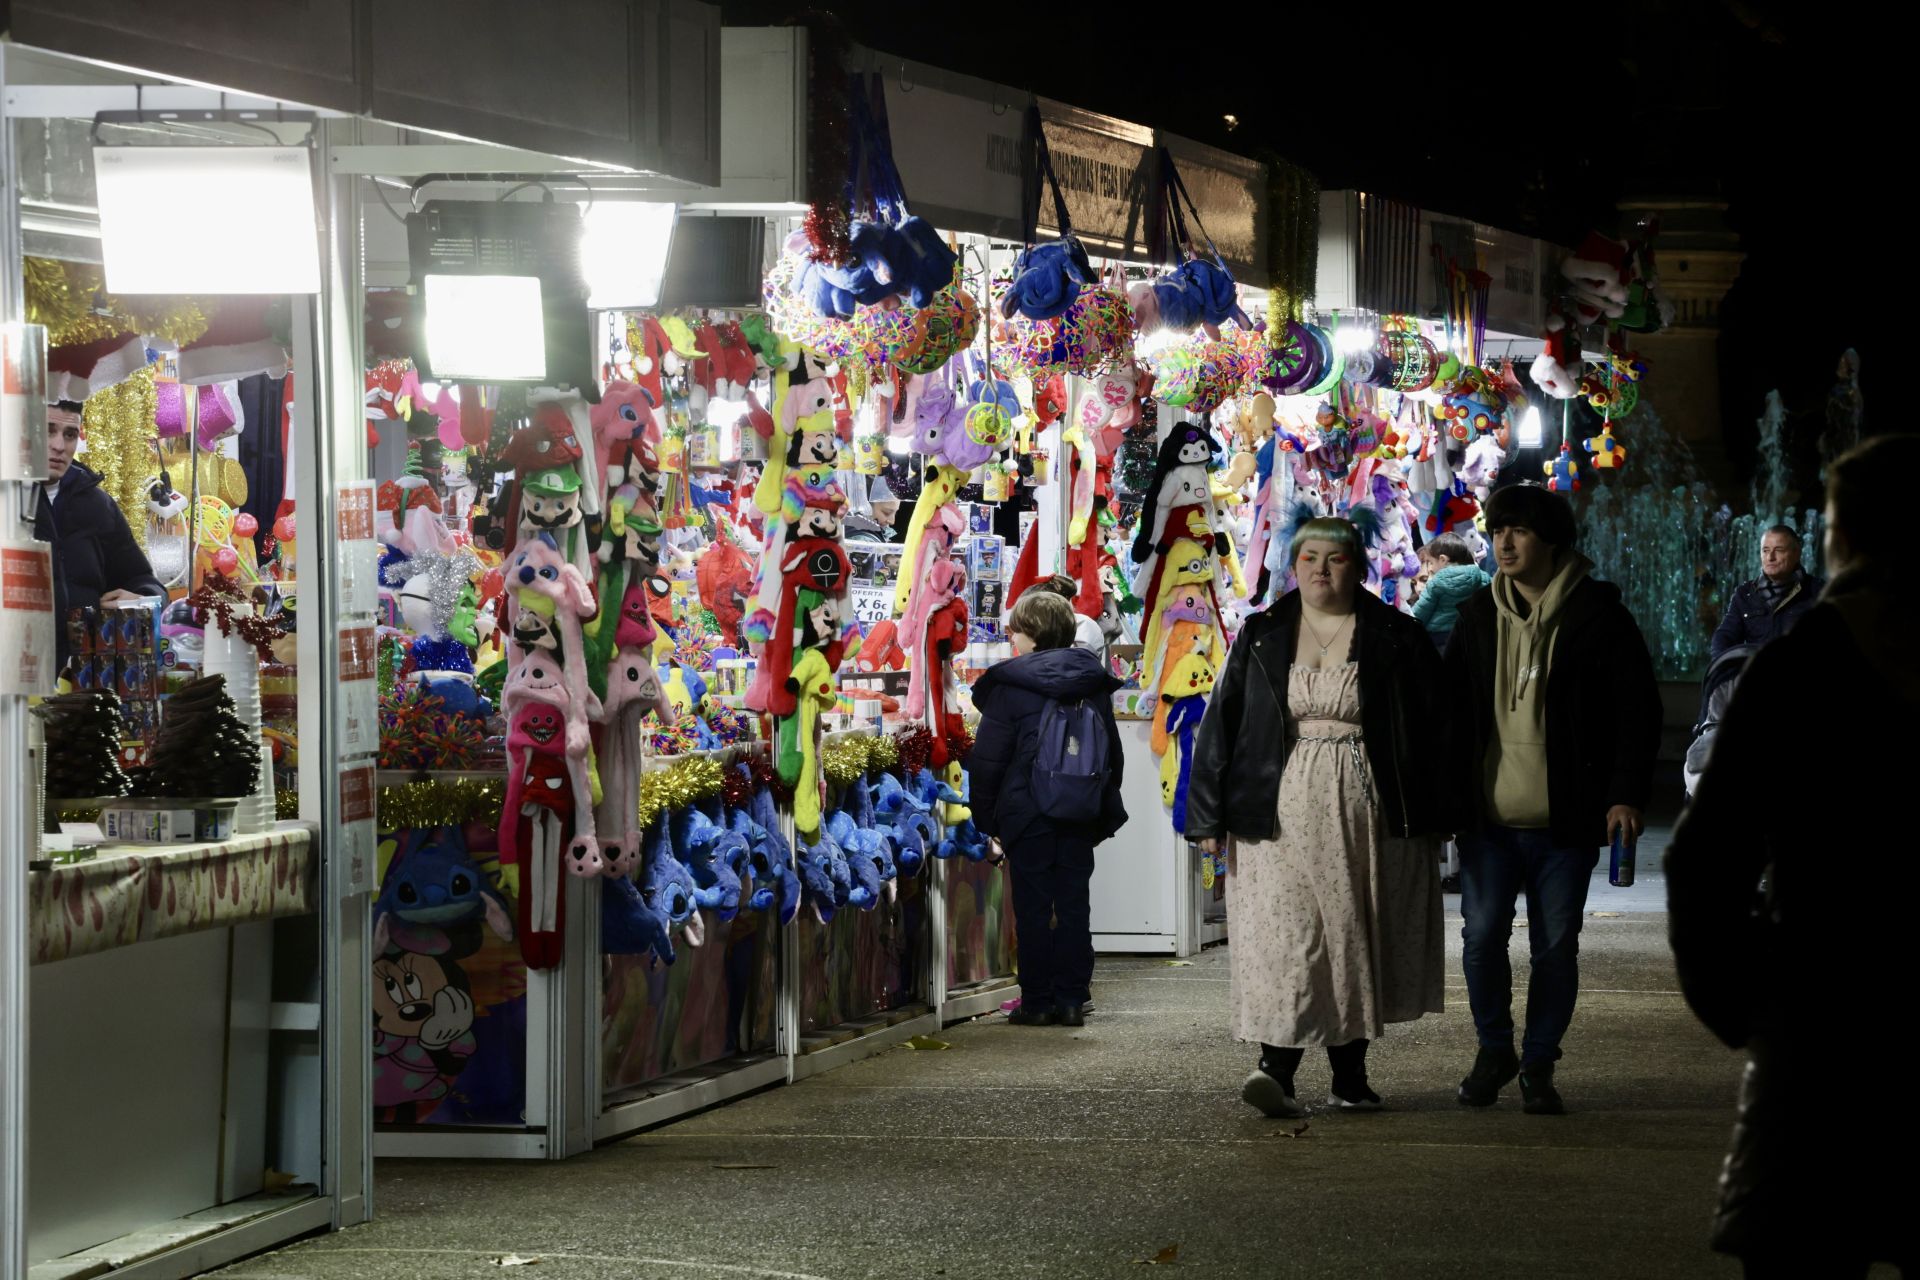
[28,823,314,965]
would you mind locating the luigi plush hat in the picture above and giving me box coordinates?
[522,467,581,497]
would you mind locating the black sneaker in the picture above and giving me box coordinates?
[1457,1046,1520,1107]
[1006,1004,1058,1026]
[1057,1004,1085,1027]
[1326,1080,1383,1110]
[1519,1061,1566,1115]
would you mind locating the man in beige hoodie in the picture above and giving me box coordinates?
[1444,483,1662,1115]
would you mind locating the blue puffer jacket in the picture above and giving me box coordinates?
[967,646,1126,847]
[1710,572,1824,661]
[1412,563,1493,637]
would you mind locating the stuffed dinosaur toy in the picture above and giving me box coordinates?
[373,826,514,958]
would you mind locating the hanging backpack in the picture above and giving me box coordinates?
[1031,695,1112,825]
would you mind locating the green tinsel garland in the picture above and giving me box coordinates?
[1259,152,1320,323]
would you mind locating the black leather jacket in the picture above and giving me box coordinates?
[1186,590,1452,843]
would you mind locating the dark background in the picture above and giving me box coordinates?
[720,0,1889,490]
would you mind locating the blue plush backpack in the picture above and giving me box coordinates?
[1031,697,1111,825]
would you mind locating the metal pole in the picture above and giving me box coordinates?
[0,43,33,1280]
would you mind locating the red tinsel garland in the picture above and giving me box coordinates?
[893,723,932,777]
[186,571,290,662]
[798,13,853,265]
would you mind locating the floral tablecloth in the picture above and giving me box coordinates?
[30,823,316,965]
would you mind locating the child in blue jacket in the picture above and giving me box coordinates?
[1412,533,1492,656]
[968,589,1125,1027]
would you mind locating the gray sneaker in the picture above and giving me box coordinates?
[1242,1070,1307,1119]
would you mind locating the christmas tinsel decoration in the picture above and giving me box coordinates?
[821,737,869,788]
[277,789,301,822]
[34,690,131,802]
[24,257,211,348]
[1118,398,1160,495]
[893,723,932,777]
[1257,153,1320,323]
[187,572,291,663]
[81,363,160,549]
[798,14,854,265]
[378,776,505,830]
[636,754,727,831]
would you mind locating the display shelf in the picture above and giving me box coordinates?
[941,974,1018,1024]
[595,1052,787,1142]
[790,1002,939,1082]
[27,1190,323,1280]
[27,822,315,965]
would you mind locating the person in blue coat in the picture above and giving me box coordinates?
[967,588,1125,1027]
[1412,533,1493,656]
[1710,525,1823,661]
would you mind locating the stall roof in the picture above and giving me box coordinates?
[2,0,722,184]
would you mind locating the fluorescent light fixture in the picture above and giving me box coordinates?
[92,146,319,294]
[422,275,547,381]
[1517,406,1544,449]
[580,202,678,310]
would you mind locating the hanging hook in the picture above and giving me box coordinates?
[898,62,914,94]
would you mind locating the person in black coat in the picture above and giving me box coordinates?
[1667,436,1916,1277]
[35,402,167,665]
[1445,483,1661,1116]
[1709,524,1823,661]
[968,588,1125,1028]
[1187,517,1451,1116]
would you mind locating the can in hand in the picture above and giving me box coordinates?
[1609,827,1637,888]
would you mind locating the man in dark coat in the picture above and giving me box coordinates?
[968,589,1125,1028]
[1710,524,1823,660]
[1446,483,1662,1115]
[1667,436,1915,1277]
[35,402,167,665]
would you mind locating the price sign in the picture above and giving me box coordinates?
[851,586,894,626]
[1,540,57,695]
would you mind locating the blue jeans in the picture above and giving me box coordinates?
[1459,826,1600,1064]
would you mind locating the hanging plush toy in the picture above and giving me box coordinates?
[893,461,968,614]
[696,519,756,647]
[593,646,672,878]
[1132,423,1224,566]
[1159,687,1211,834]
[777,638,840,840]
[499,697,576,970]
[1140,538,1222,697]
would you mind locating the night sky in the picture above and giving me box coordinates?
[720,0,1889,487]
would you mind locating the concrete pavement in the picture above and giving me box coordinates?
[212,859,1759,1280]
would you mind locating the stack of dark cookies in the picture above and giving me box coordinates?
[129,674,263,798]
[36,690,132,800]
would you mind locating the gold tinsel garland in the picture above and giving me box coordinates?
[82,365,159,550]
[637,755,727,831]
[378,777,506,830]
[24,257,211,349]
[1259,155,1320,324]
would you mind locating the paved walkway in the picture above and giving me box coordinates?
[215,851,1762,1279]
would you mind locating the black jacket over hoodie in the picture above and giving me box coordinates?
[1186,589,1453,844]
[968,646,1126,848]
[33,463,167,661]
[1444,573,1661,849]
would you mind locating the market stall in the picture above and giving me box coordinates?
[0,3,724,1271]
